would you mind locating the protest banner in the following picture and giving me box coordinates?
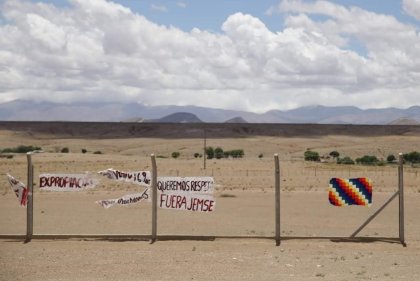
[157,177,214,194]
[159,192,215,212]
[6,174,28,207]
[39,173,98,191]
[157,177,216,212]
[98,168,151,186]
[96,188,150,209]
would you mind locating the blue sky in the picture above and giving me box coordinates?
[26,0,414,33]
[1,0,420,111]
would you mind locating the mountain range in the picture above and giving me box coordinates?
[0,100,419,125]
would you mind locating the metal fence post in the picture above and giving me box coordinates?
[151,154,157,243]
[274,154,281,246]
[398,153,406,246]
[25,153,34,243]
[203,128,206,170]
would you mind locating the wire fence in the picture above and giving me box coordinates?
[0,152,412,245]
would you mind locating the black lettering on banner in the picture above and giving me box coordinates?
[157,178,214,193]
[117,189,149,206]
[108,169,150,184]
[101,169,151,185]
[142,172,150,185]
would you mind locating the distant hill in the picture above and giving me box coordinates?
[388,117,420,125]
[1,100,420,124]
[224,116,248,123]
[150,112,203,123]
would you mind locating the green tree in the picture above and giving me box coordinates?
[229,149,244,158]
[304,150,320,161]
[81,148,87,154]
[171,151,180,159]
[403,151,420,163]
[61,147,69,153]
[386,154,396,163]
[356,155,379,165]
[214,147,224,159]
[1,145,42,153]
[205,147,214,159]
[329,151,340,158]
[337,156,355,165]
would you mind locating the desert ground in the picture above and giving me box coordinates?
[1,124,420,281]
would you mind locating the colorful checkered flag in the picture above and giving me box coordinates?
[329,178,372,206]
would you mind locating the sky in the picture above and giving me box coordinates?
[1,0,420,112]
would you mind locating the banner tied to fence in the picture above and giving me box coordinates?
[39,173,98,191]
[6,174,28,207]
[329,177,372,207]
[98,169,151,186]
[96,189,150,209]
[157,177,215,212]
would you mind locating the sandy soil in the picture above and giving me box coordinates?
[1,128,420,280]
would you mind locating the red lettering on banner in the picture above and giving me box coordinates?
[159,193,215,212]
[160,193,166,207]
[39,174,96,190]
[207,200,215,212]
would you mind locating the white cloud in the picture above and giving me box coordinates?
[150,4,168,13]
[176,2,187,9]
[403,0,420,20]
[0,0,419,111]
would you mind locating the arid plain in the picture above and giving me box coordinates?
[1,123,420,281]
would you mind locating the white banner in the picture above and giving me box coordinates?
[6,174,28,207]
[157,177,214,194]
[96,189,150,209]
[98,168,151,186]
[39,173,98,191]
[159,192,215,212]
